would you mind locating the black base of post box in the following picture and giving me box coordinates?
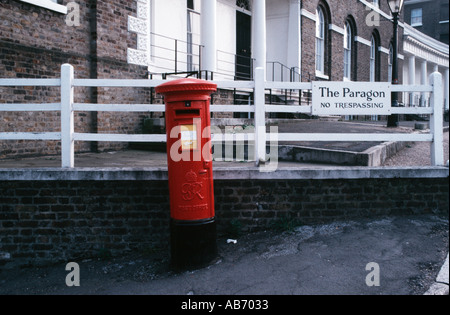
[170,218,217,270]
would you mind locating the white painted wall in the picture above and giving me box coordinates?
[266,0,288,62]
[266,0,302,82]
[149,0,202,74]
[216,0,237,79]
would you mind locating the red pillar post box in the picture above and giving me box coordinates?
[156,78,217,270]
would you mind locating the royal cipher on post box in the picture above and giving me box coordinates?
[155,78,217,270]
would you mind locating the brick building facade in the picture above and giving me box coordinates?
[404,0,449,45]
[0,0,414,159]
[0,0,151,158]
[300,0,404,83]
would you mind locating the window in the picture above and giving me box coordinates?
[343,22,352,80]
[388,43,393,83]
[411,8,422,26]
[370,36,376,82]
[369,34,380,120]
[236,0,251,11]
[187,0,200,71]
[187,0,194,71]
[369,32,380,82]
[315,7,325,74]
[19,0,67,14]
[440,3,449,22]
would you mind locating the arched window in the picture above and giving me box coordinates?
[315,6,325,74]
[369,33,381,121]
[343,21,352,80]
[370,36,377,82]
[236,0,251,11]
[388,43,393,83]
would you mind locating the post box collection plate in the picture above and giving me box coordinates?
[180,124,198,150]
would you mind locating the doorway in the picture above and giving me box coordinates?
[235,10,252,80]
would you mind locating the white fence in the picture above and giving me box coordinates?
[0,64,445,168]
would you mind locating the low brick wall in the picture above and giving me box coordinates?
[0,168,448,267]
[215,177,449,228]
[0,181,171,266]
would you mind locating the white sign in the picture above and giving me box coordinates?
[312,81,391,115]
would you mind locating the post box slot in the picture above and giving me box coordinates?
[175,109,200,117]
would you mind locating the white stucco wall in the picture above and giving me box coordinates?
[267,0,289,70]
[147,0,202,73]
[216,0,237,79]
[266,0,302,82]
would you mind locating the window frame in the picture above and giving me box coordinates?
[343,21,352,81]
[187,0,201,72]
[370,36,376,82]
[18,0,67,14]
[236,0,252,13]
[315,6,326,75]
[388,43,393,83]
[411,8,423,27]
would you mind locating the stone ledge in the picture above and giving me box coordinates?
[424,283,449,295]
[0,166,448,181]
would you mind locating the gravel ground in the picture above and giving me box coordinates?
[383,131,449,166]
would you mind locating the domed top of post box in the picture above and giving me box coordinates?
[155,78,217,97]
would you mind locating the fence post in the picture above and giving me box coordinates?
[61,64,75,168]
[254,67,266,165]
[429,71,444,166]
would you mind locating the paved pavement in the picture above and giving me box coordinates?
[274,119,415,152]
[0,120,447,169]
[0,214,448,296]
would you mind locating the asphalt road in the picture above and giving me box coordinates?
[1,214,448,295]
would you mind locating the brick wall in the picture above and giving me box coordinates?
[0,0,92,156]
[94,0,152,152]
[0,180,170,266]
[1,177,448,267]
[301,17,316,82]
[404,0,449,44]
[0,0,151,157]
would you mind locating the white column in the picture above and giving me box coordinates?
[252,1,267,164]
[201,0,217,73]
[420,60,427,106]
[408,55,415,106]
[445,69,449,111]
[287,0,301,77]
[252,0,267,76]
